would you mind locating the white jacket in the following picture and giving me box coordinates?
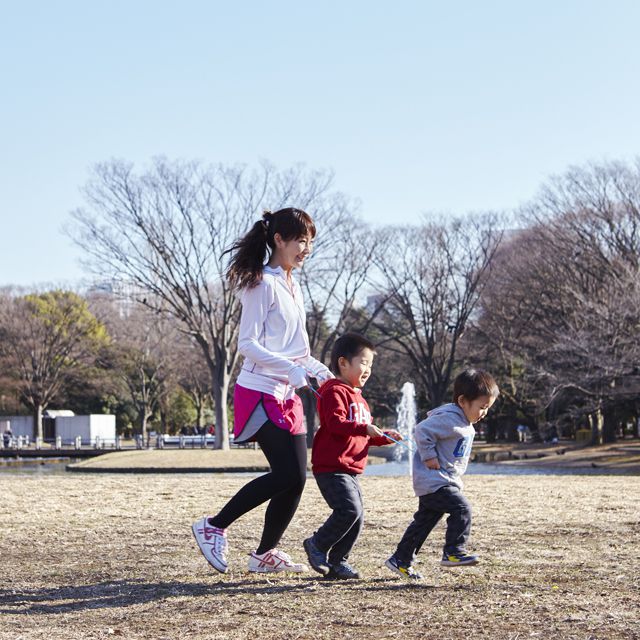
[236,265,332,400]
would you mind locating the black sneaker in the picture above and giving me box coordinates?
[441,551,479,567]
[303,537,330,576]
[385,555,423,580]
[325,562,361,580]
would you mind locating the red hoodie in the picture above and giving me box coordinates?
[311,378,390,474]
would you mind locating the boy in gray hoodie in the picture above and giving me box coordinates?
[386,369,499,580]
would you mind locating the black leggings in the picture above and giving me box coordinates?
[208,421,307,554]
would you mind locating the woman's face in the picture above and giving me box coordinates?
[274,233,314,270]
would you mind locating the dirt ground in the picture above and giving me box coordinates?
[1,473,639,640]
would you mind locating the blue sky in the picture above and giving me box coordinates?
[1,0,639,286]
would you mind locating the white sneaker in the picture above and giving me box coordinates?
[248,548,309,573]
[192,517,228,573]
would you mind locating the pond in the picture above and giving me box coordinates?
[364,460,635,476]
[0,458,633,476]
[0,458,73,475]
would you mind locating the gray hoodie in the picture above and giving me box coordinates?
[412,403,475,496]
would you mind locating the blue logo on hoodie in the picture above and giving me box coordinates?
[453,437,471,458]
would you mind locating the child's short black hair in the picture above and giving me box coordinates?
[453,369,499,403]
[330,333,376,375]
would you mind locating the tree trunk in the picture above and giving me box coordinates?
[34,404,43,441]
[140,411,148,441]
[212,366,230,450]
[589,409,604,445]
[195,400,203,429]
[160,407,168,435]
[428,381,448,410]
[301,388,318,448]
[602,406,617,444]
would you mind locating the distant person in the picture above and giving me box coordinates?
[386,369,499,580]
[3,426,13,448]
[517,424,528,443]
[192,208,332,574]
[303,333,402,580]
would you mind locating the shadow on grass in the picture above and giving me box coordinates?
[0,578,320,615]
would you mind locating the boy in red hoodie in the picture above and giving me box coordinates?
[303,333,402,579]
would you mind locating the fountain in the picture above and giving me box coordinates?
[392,382,417,474]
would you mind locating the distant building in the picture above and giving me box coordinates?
[0,411,116,444]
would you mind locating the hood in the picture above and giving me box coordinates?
[318,378,355,395]
[426,403,469,427]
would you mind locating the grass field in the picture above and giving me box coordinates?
[1,472,639,639]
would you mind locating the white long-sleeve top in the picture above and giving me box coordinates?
[236,265,332,401]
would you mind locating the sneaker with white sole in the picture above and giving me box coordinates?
[191,517,228,573]
[248,548,309,573]
[385,554,424,580]
[441,551,479,567]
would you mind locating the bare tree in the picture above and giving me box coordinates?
[69,158,346,449]
[97,301,180,440]
[473,160,640,443]
[172,334,213,430]
[297,211,383,441]
[375,214,503,407]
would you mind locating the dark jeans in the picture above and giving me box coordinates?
[394,485,472,563]
[312,472,364,565]
[208,421,307,555]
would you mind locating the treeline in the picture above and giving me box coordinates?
[1,158,638,447]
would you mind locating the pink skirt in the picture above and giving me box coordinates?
[233,384,305,440]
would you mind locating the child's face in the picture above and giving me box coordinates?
[338,347,375,388]
[458,394,496,424]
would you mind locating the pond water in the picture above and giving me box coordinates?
[0,458,633,477]
[364,460,635,476]
[0,458,73,475]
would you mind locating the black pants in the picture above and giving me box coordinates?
[208,421,307,555]
[312,472,364,565]
[394,485,472,564]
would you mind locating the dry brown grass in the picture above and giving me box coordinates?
[1,472,639,640]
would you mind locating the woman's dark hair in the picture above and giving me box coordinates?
[330,333,377,375]
[225,208,316,290]
[452,369,499,403]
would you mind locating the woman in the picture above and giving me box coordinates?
[192,208,332,574]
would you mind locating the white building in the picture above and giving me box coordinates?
[0,416,33,438]
[0,412,116,444]
[55,414,116,445]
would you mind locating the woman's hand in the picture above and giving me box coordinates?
[383,430,403,442]
[425,457,440,470]
[287,365,309,389]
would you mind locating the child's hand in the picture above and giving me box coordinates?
[384,430,403,442]
[425,457,440,470]
[366,424,384,438]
